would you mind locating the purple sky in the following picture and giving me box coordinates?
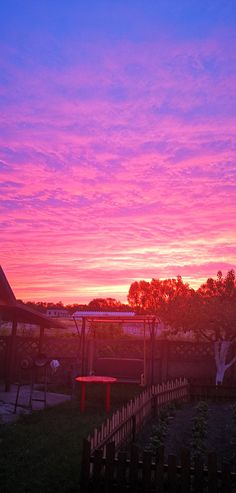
[0,1,236,302]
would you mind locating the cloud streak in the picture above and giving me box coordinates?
[0,2,235,302]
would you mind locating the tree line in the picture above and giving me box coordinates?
[128,270,236,385]
[24,297,131,314]
[23,270,236,384]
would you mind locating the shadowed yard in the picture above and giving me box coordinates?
[1,383,140,493]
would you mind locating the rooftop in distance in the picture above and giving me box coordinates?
[72,311,135,318]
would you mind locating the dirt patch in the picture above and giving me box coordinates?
[165,402,196,455]
[135,401,236,468]
[206,402,235,463]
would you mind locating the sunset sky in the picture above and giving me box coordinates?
[0,1,235,303]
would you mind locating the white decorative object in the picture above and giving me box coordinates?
[50,359,60,373]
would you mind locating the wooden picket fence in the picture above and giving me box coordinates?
[88,378,189,454]
[81,441,236,492]
[190,382,236,401]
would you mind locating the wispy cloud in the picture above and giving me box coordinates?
[0,4,235,302]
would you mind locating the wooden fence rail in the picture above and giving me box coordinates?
[88,378,189,454]
[190,383,236,401]
[81,441,236,493]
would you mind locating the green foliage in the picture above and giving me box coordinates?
[144,402,178,452]
[89,321,124,339]
[144,414,168,452]
[191,401,209,459]
[24,298,131,315]
[128,276,191,318]
[127,270,236,344]
[87,297,131,311]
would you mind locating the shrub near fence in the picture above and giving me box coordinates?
[87,378,189,454]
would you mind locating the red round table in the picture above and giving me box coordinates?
[75,376,117,413]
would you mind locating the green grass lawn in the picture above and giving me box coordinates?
[1,383,140,493]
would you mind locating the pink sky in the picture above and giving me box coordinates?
[0,2,235,303]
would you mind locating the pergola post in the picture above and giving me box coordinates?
[5,319,17,391]
[150,317,156,385]
[81,317,86,376]
[142,320,147,386]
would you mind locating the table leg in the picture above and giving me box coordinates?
[80,382,86,413]
[105,383,111,412]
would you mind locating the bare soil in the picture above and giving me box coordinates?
[136,401,236,469]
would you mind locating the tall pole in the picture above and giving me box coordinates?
[143,320,147,386]
[150,317,156,385]
[81,317,86,376]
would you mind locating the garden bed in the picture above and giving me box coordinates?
[135,400,236,469]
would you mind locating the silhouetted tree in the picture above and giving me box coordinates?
[157,271,236,385]
[88,297,130,311]
[128,271,236,384]
[128,276,191,319]
[195,270,236,384]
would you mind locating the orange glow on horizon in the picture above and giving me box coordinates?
[1,3,235,304]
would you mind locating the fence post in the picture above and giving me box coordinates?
[222,462,232,493]
[132,414,136,442]
[152,393,157,417]
[143,450,152,493]
[193,456,203,492]
[130,444,139,492]
[117,451,128,491]
[168,454,177,493]
[208,453,218,493]
[80,439,91,493]
[155,446,164,493]
[105,442,115,493]
[93,449,103,490]
[180,448,190,491]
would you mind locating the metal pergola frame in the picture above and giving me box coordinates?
[73,314,158,385]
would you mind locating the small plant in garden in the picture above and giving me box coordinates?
[143,400,181,453]
[167,399,182,420]
[144,405,176,453]
[191,401,209,460]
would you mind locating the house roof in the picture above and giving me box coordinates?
[0,266,65,329]
[73,312,156,324]
[0,266,16,305]
[72,310,135,318]
[0,303,65,328]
